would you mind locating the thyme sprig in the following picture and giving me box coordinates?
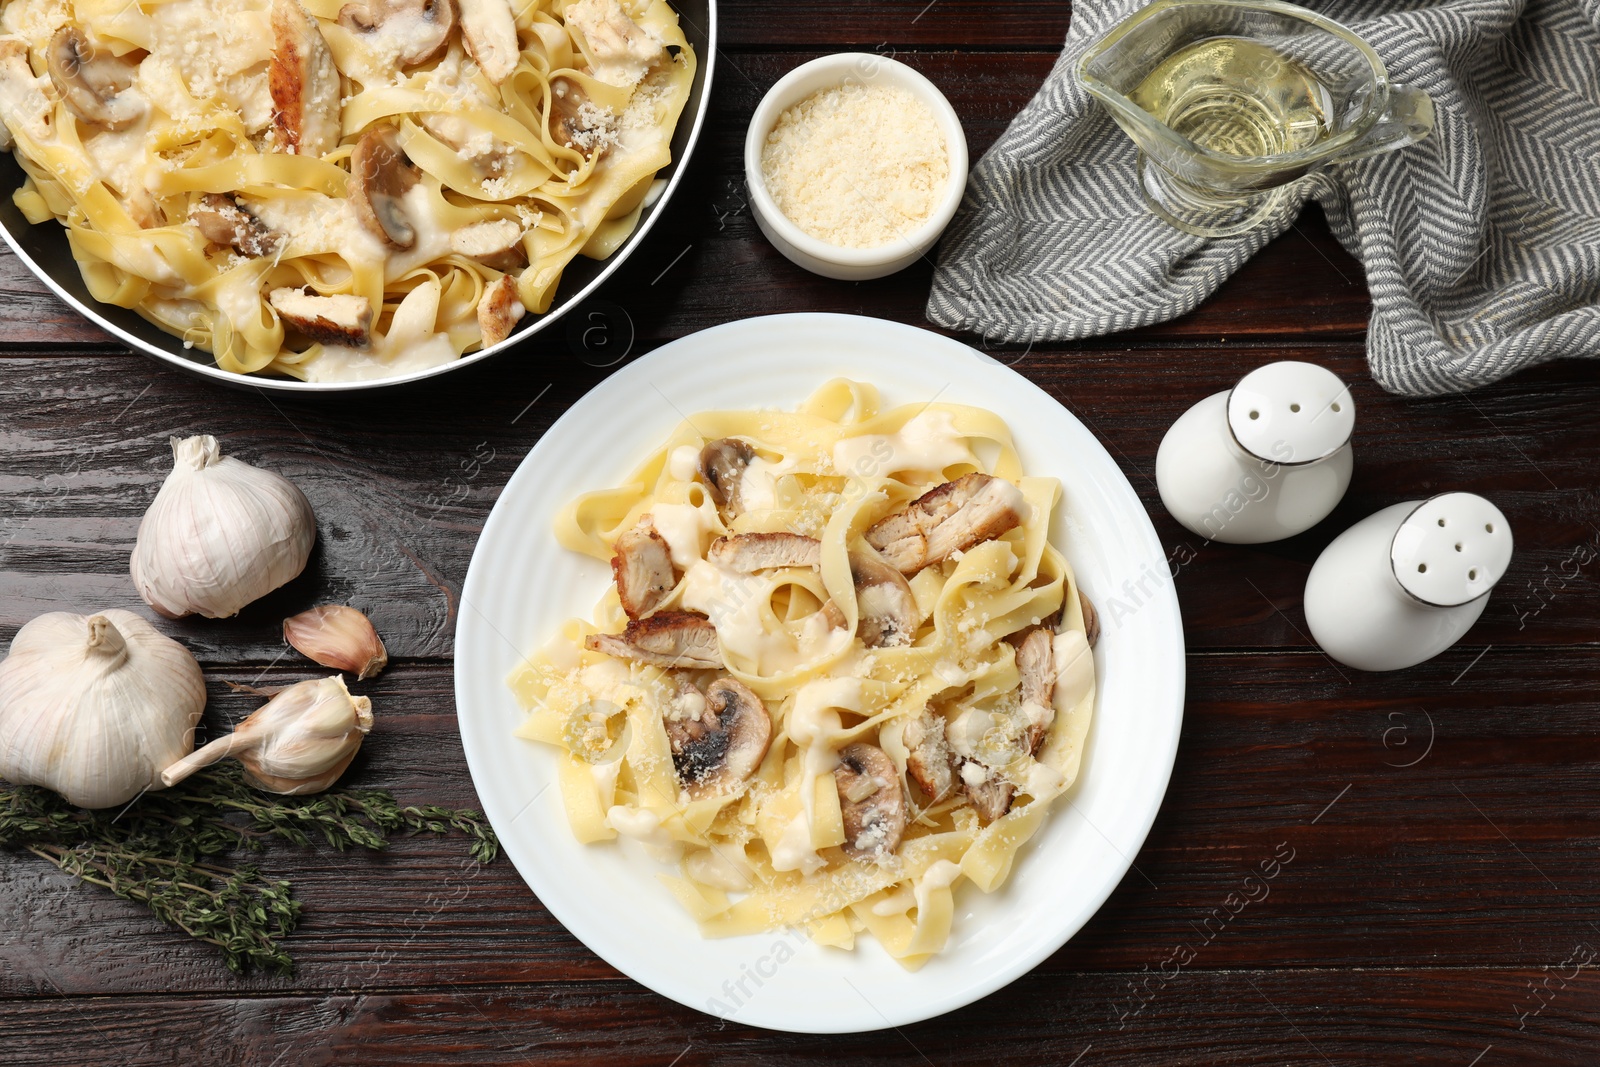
[0,763,498,975]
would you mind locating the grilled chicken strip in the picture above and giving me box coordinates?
[611,520,676,619]
[866,473,1027,575]
[904,709,956,802]
[706,532,820,572]
[1014,625,1056,755]
[585,610,720,668]
[269,0,341,157]
[268,288,373,347]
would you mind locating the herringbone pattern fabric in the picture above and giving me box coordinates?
[927,0,1600,396]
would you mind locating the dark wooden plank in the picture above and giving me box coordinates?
[721,0,1073,50]
[7,651,1600,998]
[2,337,1593,661]
[2,967,1594,1066]
[0,52,1370,357]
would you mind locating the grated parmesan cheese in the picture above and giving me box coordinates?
[760,83,949,249]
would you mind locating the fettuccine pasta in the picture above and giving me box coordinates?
[0,0,693,381]
[510,380,1098,968]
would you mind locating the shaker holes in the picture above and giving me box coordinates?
[1417,563,1427,573]
[1469,569,1479,579]
[1290,403,1301,412]
[1455,543,1462,552]
[1249,410,1259,420]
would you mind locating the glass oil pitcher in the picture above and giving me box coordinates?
[1077,0,1434,237]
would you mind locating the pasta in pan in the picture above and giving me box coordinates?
[509,379,1099,968]
[0,0,693,381]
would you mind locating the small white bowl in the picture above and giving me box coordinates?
[744,53,969,281]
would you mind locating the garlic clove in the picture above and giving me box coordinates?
[0,609,206,809]
[160,675,373,795]
[282,605,387,680]
[130,435,317,620]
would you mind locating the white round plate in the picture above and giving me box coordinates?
[455,313,1186,1033]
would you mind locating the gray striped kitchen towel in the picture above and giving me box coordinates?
[927,0,1600,397]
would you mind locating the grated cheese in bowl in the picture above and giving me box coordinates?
[759,84,950,250]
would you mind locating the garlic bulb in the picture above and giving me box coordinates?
[283,606,388,680]
[161,676,373,795]
[0,610,206,808]
[130,435,317,619]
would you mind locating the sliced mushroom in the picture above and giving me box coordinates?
[664,677,772,799]
[0,38,54,151]
[349,125,421,248]
[269,0,342,158]
[268,287,373,347]
[450,218,526,271]
[903,709,956,803]
[850,547,918,649]
[866,473,1027,575]
[960,761,1014,825]
[611,519,675,619]
[585,610,721,669]
[547,75,615,154]
[698,438,754,518]
[834,743,908,860]
[1014,625,1055,755]
[338,0,456,66]
[1078,588,1099,648]
[46,26,143,131]
[476,274,523,347]
[457,0,518,83]
[193,194,283,258]
[706,532,820,573]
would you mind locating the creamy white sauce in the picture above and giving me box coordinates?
[606,805,681,862]
[832,410,977,479]
[770,810,825,876]
[913,859,963,916]
[590,756,622,809]
[667,443,701,482]
[685,848,751,892]
[736,456,791,515]
[649,502,714,572]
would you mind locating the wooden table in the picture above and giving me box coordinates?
[4,2,1599,1063]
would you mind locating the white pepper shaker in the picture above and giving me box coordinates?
[1304,493,1514,672]
[1156,361,1355,544]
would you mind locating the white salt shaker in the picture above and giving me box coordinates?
[1156,361,1355,544]
[1305,493,1514,672]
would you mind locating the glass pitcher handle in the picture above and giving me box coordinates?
[1344,84,1436,162]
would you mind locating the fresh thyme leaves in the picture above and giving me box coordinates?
[0,763,499,974]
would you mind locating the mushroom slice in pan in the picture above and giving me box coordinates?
[0,38,54,151]
[193,194,283,258]
[903,709,956,803]
[585,610,721,669]
[611,519,676,619]
[834,743,908,860]
[1078,588,1099,648]
[46,26,142,131]
[547,75,615,154]
[665,677,772,799]
[269,0,342,158]
[349,125,421,249]
[706,532,820,573]
[457,0,518,83]
[269,287,373,347]
[1014,625,1056,756]
[338,0,456,66]
[697,438,754,518]
[850,547,918,649]
[865,473,1027,575]
[451,218,526,271]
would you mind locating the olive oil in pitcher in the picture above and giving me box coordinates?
[1128,37,1335,158]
